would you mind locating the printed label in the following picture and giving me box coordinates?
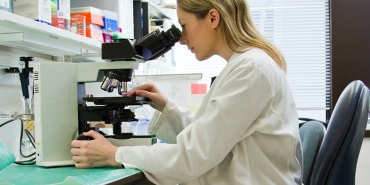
[62,0,70,19]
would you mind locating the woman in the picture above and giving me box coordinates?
[71,0,302,184]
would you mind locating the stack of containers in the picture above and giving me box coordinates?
[70,7,104,42]
[101,10,119,43]
[51,0,71,31]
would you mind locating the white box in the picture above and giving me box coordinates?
[0,0,13,12]
[59,0,70,21]
[13,0,51,25]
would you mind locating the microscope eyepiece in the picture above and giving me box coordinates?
[102,24,181,62]
[135,24,181,60]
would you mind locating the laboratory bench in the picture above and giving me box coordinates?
[0,164,154,185]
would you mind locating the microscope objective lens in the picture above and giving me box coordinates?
[106,79,114,91]
[122,82,127,92]
[111,79,119,88]
[107,86,114,93]
[100,76,111,91]
[118,82,127,95]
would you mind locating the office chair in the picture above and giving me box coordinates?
[309,80,370,185]
[299,118,327,128]
[299,121,326,185]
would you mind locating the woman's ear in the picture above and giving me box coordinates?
[208,8,220,28]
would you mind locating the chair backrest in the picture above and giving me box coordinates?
[299,121,326,185]
[310,80,370,185]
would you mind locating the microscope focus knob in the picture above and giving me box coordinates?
[77,134,94,140]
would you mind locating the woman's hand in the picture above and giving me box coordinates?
[71,130,121,168]
[124,82,168,112]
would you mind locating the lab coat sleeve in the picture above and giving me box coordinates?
[147,99,195,144]
[115,60,275,184]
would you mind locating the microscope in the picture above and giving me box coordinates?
[33,25,181,167]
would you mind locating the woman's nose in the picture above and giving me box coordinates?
[179,34,187,45]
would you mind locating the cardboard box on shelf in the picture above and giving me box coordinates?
[102,10,118,32]
[13,0,51,25]
[51,0,71,31]
[85,24,103,42]
[70,7,104,26]
[0,0,13,12]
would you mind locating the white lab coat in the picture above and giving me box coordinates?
[116,48,302,185]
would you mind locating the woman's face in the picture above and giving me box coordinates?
[177,8,218,61]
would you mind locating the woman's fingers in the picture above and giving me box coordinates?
[124,83,156,97]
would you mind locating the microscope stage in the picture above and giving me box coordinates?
[83,96,150,106]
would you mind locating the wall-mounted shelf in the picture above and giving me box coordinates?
[148,0,177,20]
[134,73,202,83]
[0,10,101,57]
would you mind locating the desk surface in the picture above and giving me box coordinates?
[0,164,146,185]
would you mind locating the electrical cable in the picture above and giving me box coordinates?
[25,129,35,148]
[17,119,36,158]
[0,118,36,165]
[14,157,36,165]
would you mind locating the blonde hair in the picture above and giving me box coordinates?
[177,0,287,72]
